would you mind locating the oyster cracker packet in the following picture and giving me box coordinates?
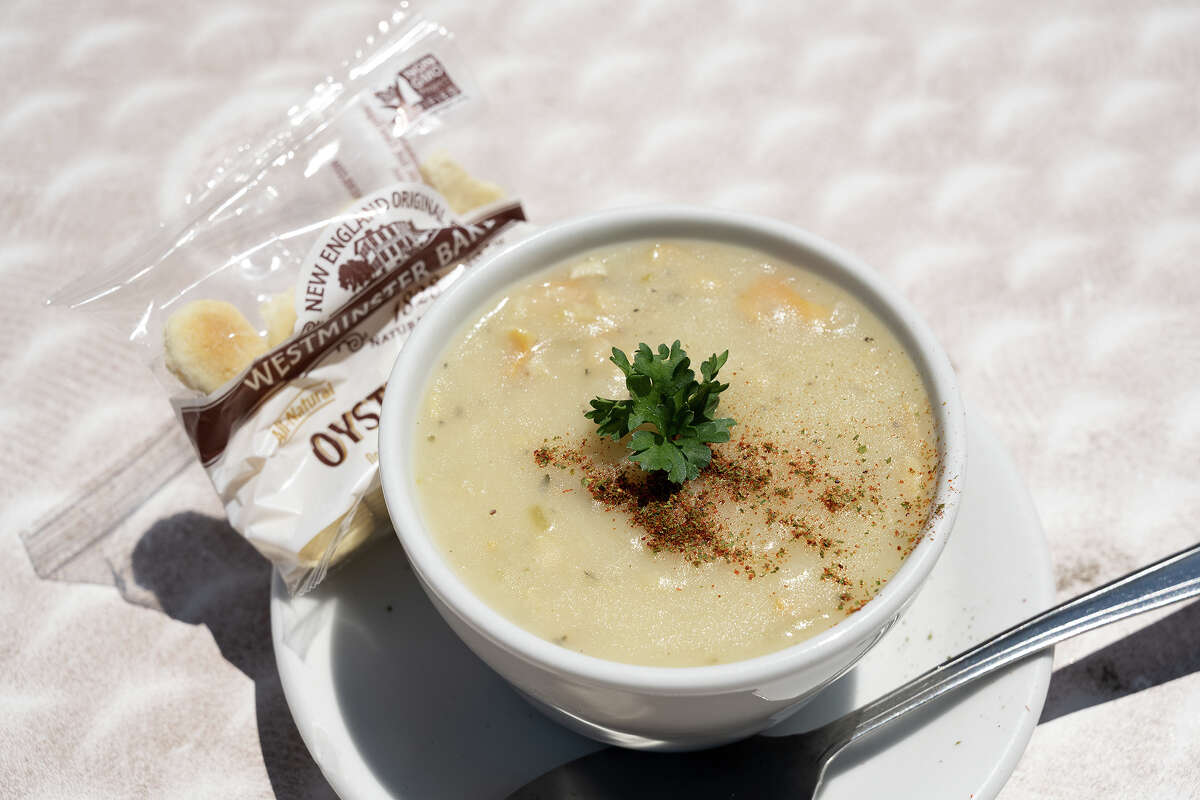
[50,10,528,594]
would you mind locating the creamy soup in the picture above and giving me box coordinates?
[413,240,940,667]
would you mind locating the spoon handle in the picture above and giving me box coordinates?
[843,541,1200,746]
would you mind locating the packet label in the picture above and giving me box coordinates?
[175,189,524,560]
[295,184,456,327]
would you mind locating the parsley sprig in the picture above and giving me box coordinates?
[585,341,736,484]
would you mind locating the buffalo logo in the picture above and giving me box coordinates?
[337,220,434,292]
[372,81,410,112]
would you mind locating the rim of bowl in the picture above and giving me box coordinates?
[380,205,965,695]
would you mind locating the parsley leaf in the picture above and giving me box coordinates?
[584,341,735,483]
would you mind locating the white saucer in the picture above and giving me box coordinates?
[271,413,1054,799]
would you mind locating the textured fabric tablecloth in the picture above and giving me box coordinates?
[2,1,1198,797]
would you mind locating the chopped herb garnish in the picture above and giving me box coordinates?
[585,341,736,483]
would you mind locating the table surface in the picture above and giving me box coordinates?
[2,1,1198,798]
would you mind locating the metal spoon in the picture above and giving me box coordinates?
[509,541,1200,799]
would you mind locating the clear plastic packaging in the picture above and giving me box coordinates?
[49,10,527,594]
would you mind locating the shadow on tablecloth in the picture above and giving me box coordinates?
[131,511,337,800]
[126,509,1200,796]
[1040,599,1200,724]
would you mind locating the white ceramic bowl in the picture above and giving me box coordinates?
[379,206,965,751]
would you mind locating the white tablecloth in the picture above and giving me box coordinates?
[2,1,1197,797]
